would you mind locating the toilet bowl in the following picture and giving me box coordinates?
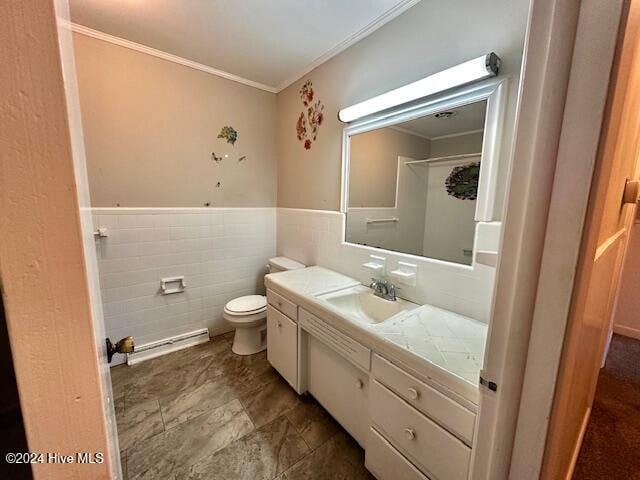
[224,257,305,355]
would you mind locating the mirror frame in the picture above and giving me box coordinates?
[340,78,507,260]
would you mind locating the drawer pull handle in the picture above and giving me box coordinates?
[407,387,419,400]
[277,301,283,307]
[404,428,415,440]
[355,379,364,389]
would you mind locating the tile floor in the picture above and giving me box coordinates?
[111,333,374,480]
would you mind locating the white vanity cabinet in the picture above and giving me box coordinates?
[265,286,478,480]
[300,308,371,447]
[266,291,299,391]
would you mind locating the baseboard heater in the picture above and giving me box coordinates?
[126,328,210,366]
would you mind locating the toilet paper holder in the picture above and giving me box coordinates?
[160,276,186,295]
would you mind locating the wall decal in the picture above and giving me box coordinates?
[217,126,238,145]
[238,156,246,162]
[211,152,223,163]
[445,162,480,200]
[296,80,324,150]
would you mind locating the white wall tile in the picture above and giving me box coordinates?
[92,208,276,358]
[276,208,498,323]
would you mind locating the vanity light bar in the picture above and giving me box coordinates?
[338,52,500,123]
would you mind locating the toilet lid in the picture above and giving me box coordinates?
[225,295,267,314]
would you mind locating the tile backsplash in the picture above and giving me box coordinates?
[277,208,499,323]
[93,208,276,365]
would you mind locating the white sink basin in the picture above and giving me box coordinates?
[317,285,419,324]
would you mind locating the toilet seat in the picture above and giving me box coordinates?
[224,295,267,316]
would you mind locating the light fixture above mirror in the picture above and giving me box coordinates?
[338,53,501,123]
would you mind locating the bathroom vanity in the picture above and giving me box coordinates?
[265,266,487,480]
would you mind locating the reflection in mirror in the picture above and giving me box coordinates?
[346,100,487,265]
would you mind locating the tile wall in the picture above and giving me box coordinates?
[92,208,276,365]
[92,207,498,366]
[276,208,500,323]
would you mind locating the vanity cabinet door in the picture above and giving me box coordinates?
[306,334,369,447]
[267,305,297,390]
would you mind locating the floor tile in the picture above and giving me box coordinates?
[117,398,164,451]
[178,416,310,480]
[127,399,254,480]
[121,355,225,406]
[115,396,125,420]
[112,335,373,479]
[284,431,373,480]
[285,396,340,450]
[160,366,279,430]
[239,377,301,428]
[111,337,231,400]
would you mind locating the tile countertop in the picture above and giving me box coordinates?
[265,266,488,408]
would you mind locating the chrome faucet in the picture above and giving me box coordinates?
[369,278,398,301]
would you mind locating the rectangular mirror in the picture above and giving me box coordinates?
[343,82,504,265]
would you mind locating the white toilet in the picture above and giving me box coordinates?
[224,256,305,355]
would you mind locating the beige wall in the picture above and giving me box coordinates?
[430,131,485,157]
[73,33,278,207]
[276,0,529,212]
[349,128,430,207]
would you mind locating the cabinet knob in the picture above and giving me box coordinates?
[277,320,282,328]
[355,379,364,389]
[277,301,283,307]
[407,387,419,400]
[404,428,415,440]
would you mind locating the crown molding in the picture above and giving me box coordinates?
[72,0,422,95]
[275,0,423,92]
[71,23,278,93]
[389,125,433,140]
[430,128,484,141]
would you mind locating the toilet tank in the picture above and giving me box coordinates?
[268,257,306,273]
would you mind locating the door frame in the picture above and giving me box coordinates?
[0,1,120,478]
[508,0,631,478]
[473,0,628,478]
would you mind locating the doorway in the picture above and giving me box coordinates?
[541,0,640,476]
[573,217,640,479]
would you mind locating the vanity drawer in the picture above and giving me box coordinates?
[371,380,471,480]
[267,289,298,321]
[366,427,430,480]
[299,308,371,371]
[372,355,475,444]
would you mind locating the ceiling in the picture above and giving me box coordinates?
[69,0,417,92]
[397,100,487,139]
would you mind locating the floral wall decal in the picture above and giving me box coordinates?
[296,80,324,150]
[445,162,480,200]
[217,126,238,145]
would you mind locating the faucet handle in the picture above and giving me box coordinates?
[387,283,400,299]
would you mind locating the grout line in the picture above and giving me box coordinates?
[157,399,167,433]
